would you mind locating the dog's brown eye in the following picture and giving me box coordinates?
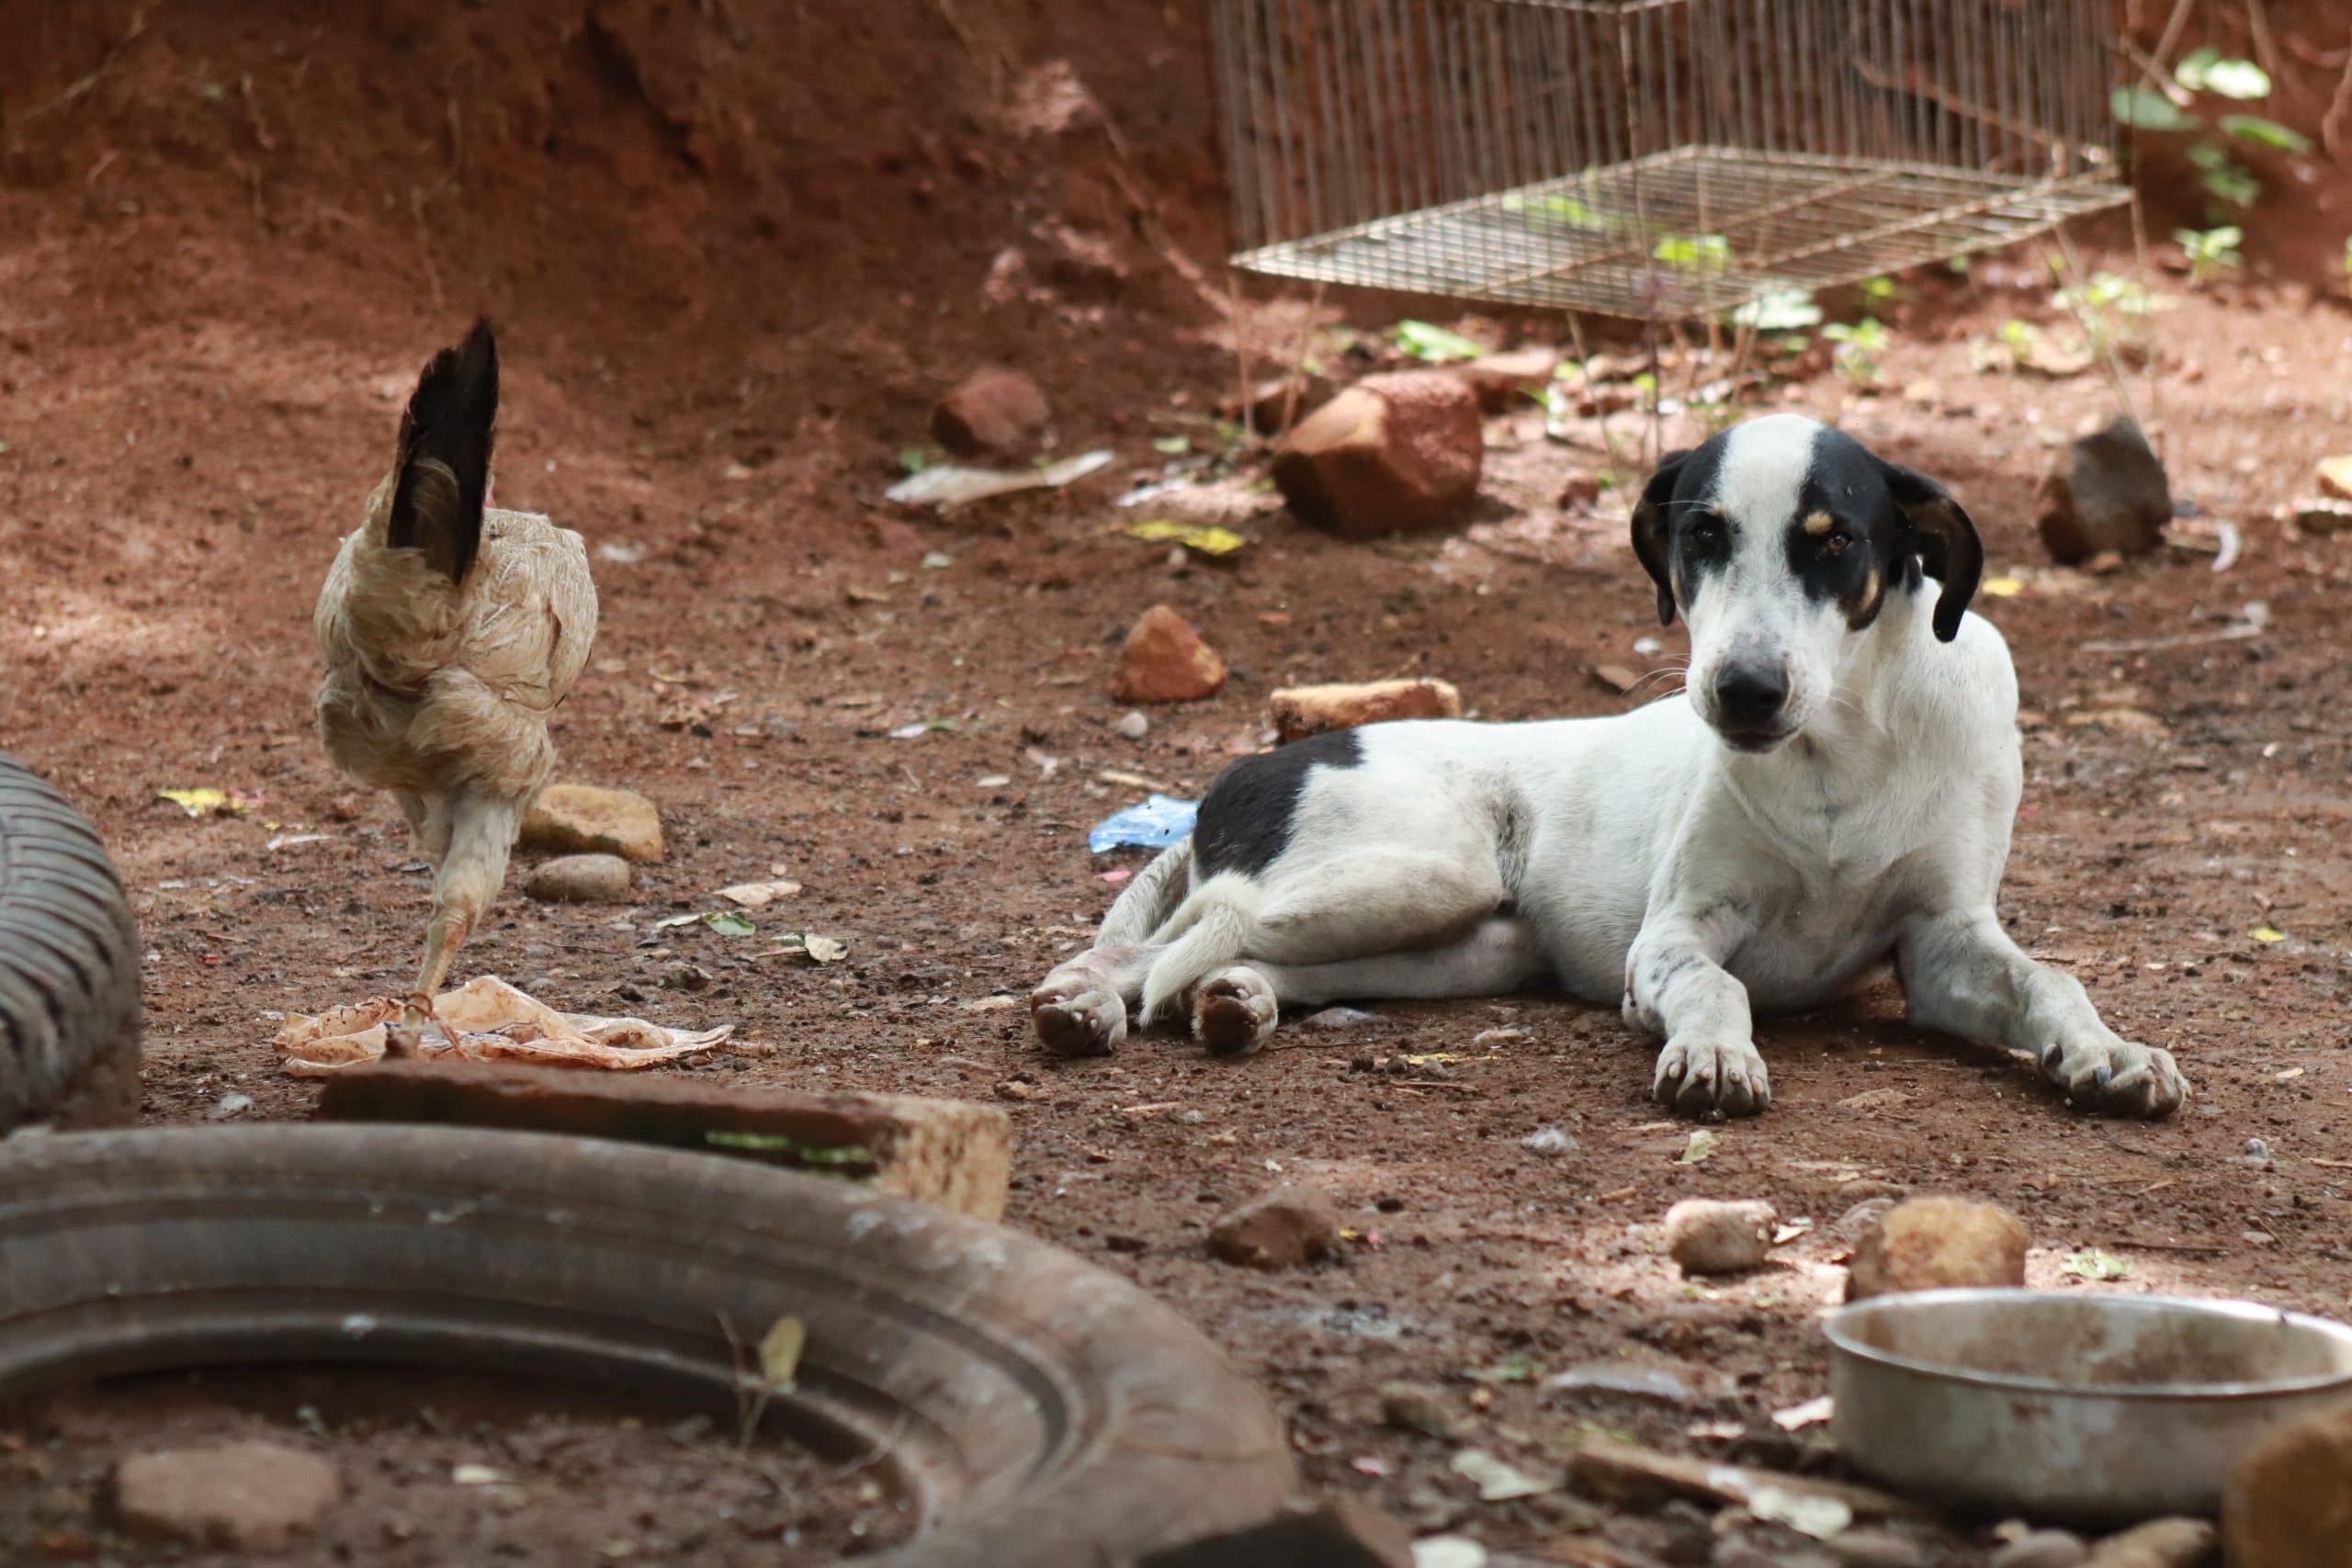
[1820,532,1851,557]
[1688,517,1726,549]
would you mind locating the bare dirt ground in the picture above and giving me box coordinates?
[3,3,2350,1563]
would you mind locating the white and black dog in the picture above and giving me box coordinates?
[1031,413,2186,1120]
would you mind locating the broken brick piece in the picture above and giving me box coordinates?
[1268,679,1462,744]
[1272,372,1484,538]
[314,1060,1011,1221]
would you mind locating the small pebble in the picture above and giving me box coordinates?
[1989,1530,2088,1568]
[1114,709,1150,740]
[2082,1517,2214,1568]
[112,1442,342,1551]
[2243,1136,2272,1166]
[1834,1196,1899,1244]
[1827,1529,1929,1568]
[1545,1361,1695,1406]
[1378,1382,1453,1438]
[2224,1403,2352,1568]
[208,1093,255,1121]
[1664,1199,1778,1275]
[523,852,634,905]
[1300,1007,1385,1032]
[1208,1183,1340,1269]
[1521,1125,1578,1156]
[1845,1196,2029,1302]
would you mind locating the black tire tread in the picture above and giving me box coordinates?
[0,1126,1295,1566]
[0,753,141,1130]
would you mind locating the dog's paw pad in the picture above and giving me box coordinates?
[2044,1037,2188,1120]
[1654,1037,1771,1119]
[1032,986,1125,1058]
[1193,968,1278,1058]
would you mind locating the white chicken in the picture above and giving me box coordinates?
[313,321,597,1031]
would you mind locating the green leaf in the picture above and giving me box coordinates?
[1823,319,1892,352]
[1151,434,1192,455]
[705,911,757,937]
[1122,518,1250,557]
[2111,84,2198,132]
[1465,1353,1541,1384]
[1730,288,1822,331]
[897,446,933,475]
[2176,226,2244,267]
[705,1129,872,1165]
[2063,1247,2132,1281]
[1392,320,1487,363]
[1502,190,1619,231]
[2198,157,2262,208]
[2177,51,2271,101]
[2220,114,2311,152]
[1653,233,1733,271]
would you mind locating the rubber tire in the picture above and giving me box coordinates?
[0,1125,1295,1565]
[0,752,141,1133]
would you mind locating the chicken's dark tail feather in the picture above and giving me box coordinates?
[388,318,498,583]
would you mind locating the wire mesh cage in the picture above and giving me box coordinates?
[1212,0,2132,321]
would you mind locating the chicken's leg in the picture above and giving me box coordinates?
[402,794,524,1043]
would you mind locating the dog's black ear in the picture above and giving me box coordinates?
[1629,448,1693,627]
[1883,462,1982,642]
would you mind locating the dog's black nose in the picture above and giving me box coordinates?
[1712,662,1788,728]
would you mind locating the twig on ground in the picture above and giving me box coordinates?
[1275,280,1326,441]
[8,5,153,131]
[2042,223,2150,451]
[2326,42,2352,163]
[409,186,446,310]
[2150,0,2198,74]
[1226,269,1259,455]
[1566,311,1638,481]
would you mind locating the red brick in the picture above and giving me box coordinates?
[314,1061,1011,1221]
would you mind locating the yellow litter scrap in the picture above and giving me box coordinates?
[1979,576,2025,598]
[159,787,254,818]
[2251,926,2287,943]
[1121,519,1250,557]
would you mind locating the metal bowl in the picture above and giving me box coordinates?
[1824,1289,2352,1523]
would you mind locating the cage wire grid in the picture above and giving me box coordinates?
[1211,0,2132,320]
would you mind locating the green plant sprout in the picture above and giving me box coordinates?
[2054,272,2169,354]
[1729,288,1822,332]
[1391,320,1487,363]
[2176,225,2243,287]
[2174,48,2269,99]
[1822,318,1892,386]
[2113,52,2307,221]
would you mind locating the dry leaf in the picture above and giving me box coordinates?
[718,880,802,908]
[759,1315,806,1390]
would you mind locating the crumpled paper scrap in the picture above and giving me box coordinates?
[276,976,736,1077]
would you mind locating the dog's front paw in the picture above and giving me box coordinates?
[2039,1035,2188,1119]
[1654,1035,1771,1118]
[1193,965,1279,1058]
[1031,976,1126,1058]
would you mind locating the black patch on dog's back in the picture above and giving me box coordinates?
[1193,728,1365,876]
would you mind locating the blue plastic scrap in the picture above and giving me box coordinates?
[1087,794,1199,853]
